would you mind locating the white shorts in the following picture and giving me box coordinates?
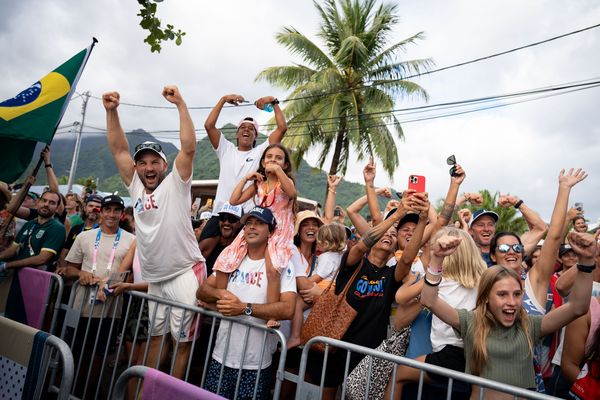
[147,262,205,342]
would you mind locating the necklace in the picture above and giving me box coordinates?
[259,180,279,208]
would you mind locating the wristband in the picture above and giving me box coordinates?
[424,276,442,287]
[45,163,53,168]
[271,98,280,105]
[577,264,596,273]
[514,200,524,209]
[427,265,443,276]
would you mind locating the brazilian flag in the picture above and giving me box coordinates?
[0,39,97,182]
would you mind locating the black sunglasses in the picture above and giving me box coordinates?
[446,154,460,177]
[135,142,162,153]
[496,244,524,254]
[219,214,240,223]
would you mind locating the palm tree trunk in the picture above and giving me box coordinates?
[328,118,346,178]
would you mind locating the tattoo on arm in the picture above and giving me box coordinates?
[363,230,378,248]
[440,202,455,220]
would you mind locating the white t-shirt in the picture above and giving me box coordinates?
[213,134,270,214]
[313,251,342,282]
[66,227,135,317]
[431,279,477,352]
[129,162,204,283]
[212,256,296,370]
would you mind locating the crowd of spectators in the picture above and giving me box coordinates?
[0,86,598,400]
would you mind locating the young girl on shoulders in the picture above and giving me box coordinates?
[213,144,297,296]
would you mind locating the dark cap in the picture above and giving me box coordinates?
[101,194,125,210]
[133,141,167,162]
[469,209,499,228]
[384,208,420,228]
[240,206,276,229]
[26,191,40,200]
[86,194,103,204]
[558,244,575,257]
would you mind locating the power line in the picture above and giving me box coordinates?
[59,79,600,139]
[82,23,600,109]
[71,78,600,134]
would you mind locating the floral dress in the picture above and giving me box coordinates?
[213,181,294,274]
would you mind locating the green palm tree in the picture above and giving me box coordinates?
[255,0,432,178]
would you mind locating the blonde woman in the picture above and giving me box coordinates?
[420,231,595,399]
[387,227,486,399]
[287,223,347,348]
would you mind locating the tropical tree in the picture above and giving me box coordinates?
[256,0,432,178]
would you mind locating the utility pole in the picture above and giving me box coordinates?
[67,91,90,193]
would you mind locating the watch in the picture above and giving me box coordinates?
[243,303,253,316]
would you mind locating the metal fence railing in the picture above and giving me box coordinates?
[46,285,287,400]
[293,336,561,400]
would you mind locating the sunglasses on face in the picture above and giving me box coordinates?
[497,244,524,254]
[134,142,163,153]
[219,214,240,223]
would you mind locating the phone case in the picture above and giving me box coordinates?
[408,175,426,193]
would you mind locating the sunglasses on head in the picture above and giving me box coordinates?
[496,244,524,254]
[219,214,240,223]
[134,142,162,153]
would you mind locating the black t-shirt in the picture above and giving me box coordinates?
[335,250,401,349]
[204,241,228,277]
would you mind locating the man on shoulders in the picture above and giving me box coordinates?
[200,94,287,242]
[198,206,296,400]
[103,85,205,378]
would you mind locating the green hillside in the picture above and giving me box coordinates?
[25,125,381,212]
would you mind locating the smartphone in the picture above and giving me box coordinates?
[334,208,341,217]
[574,202,583,211]
[407,175,426,195]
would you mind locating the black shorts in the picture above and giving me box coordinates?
[424,344,466,382]
[198,215,220,241]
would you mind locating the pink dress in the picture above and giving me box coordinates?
[213,181,295,274]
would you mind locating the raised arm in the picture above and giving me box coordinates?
[103,91,134,186]
[346,188,390,236]
[162,86,196,182]
[363,159,385,226]
[421,164,465,246]
[345,202,408,267]
[254,96,287,144]
[420,235,462,330]
[322,175,342,224]
[531,169,587,297]
[204,94,245,149]
[498,195,547,257]
[540,231,594,336]
[560,309,591,383]
[395,192,429,282]
[41,146,59,193]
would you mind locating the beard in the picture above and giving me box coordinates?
[139,171,166,191]
[37,206,54,218]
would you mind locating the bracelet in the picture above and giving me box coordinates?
[514,200,524,209]
[45,163,53,168]
[328,188,336,193]
[577,264,596,273]
[427,265,443,276]
[424,276,442,287]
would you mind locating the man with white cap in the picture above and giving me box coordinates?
[468,209,500,267]
[200,94,287,243]
[200,202,243,276]
[103,85,205,379]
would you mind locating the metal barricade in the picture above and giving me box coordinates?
[0,315,74,400]
[294,336,560,400]
[50,285,288,400]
